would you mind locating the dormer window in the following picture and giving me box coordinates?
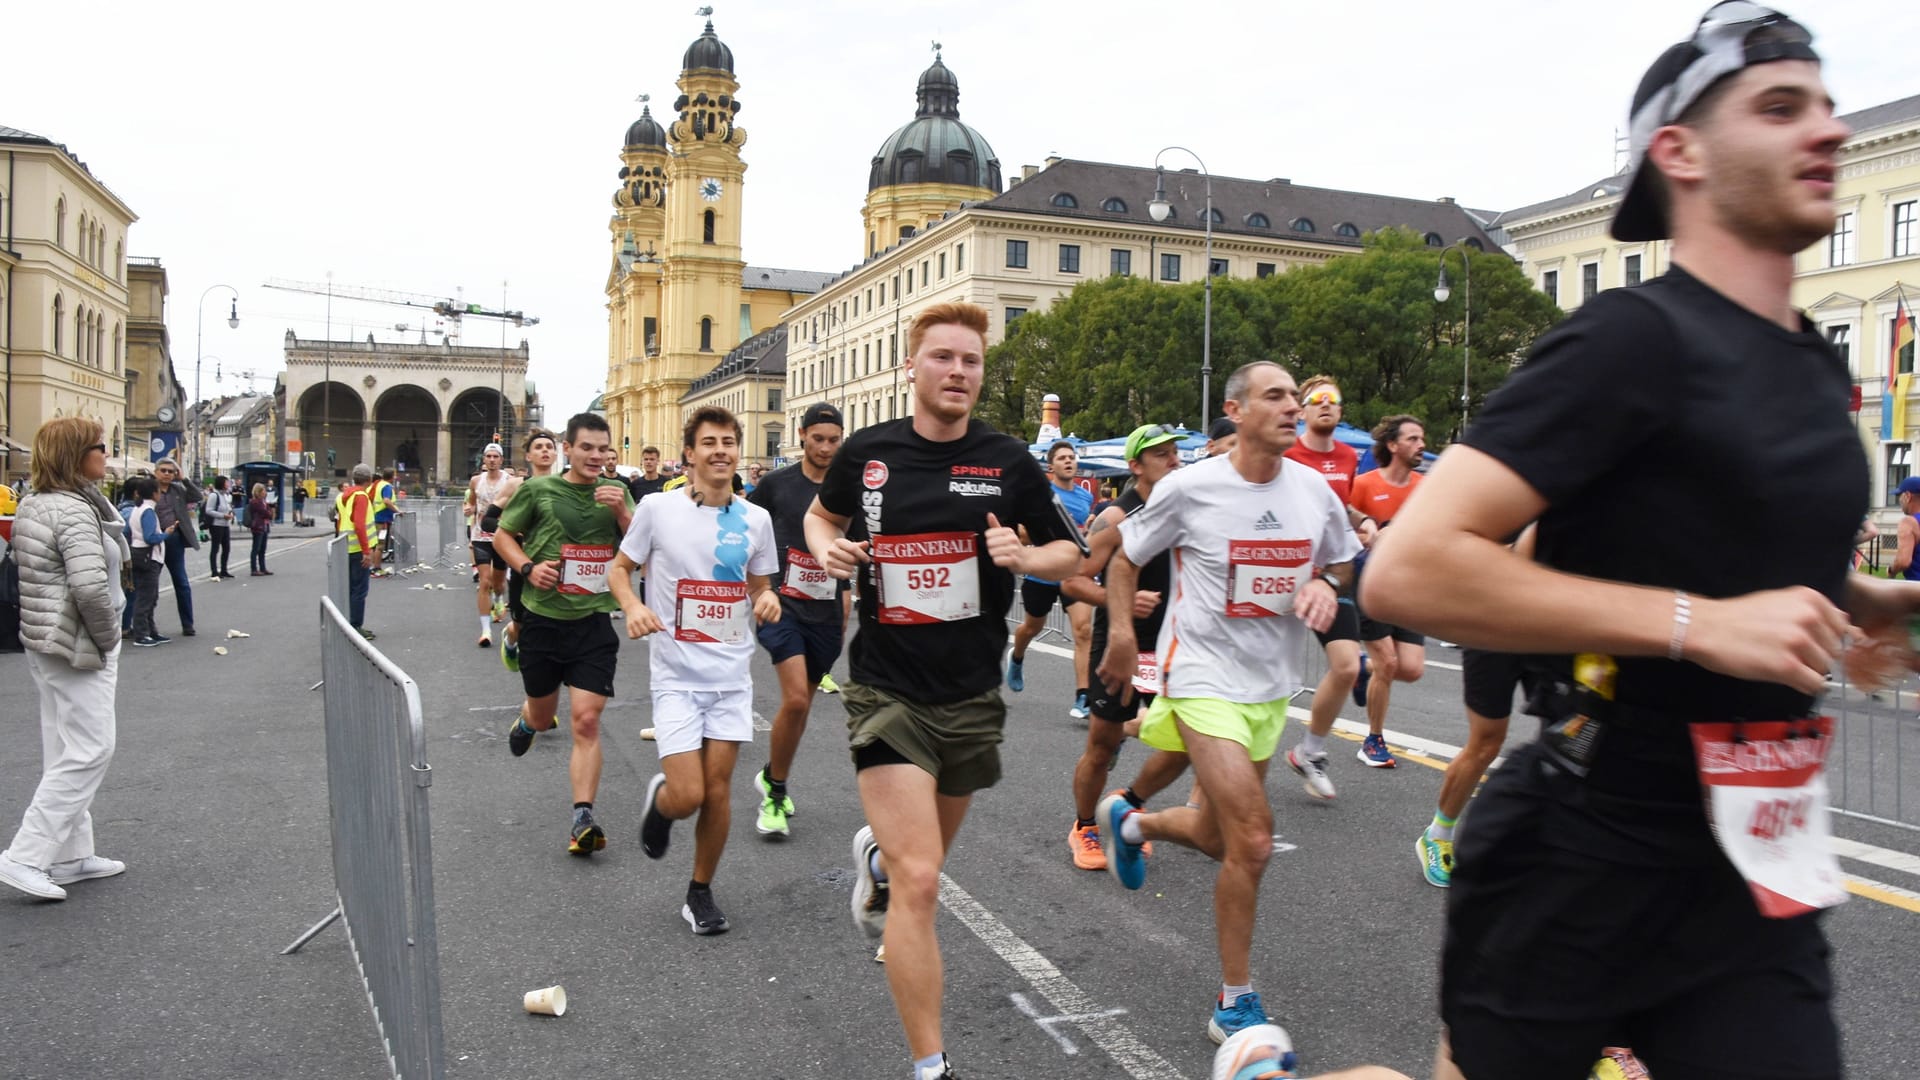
[1246,213,1271,228]
[1051,193,1078,209]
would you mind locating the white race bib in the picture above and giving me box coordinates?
[1132,651,1160,696]
[675,579,748,644]
[873,531,981,625]
[1225,539,1312,618]
[780,547,837,602]
[557,543,614,595]
[1690,719,1847,919]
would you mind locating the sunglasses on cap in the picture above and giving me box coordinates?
[1135,424,1178,441]
[1301,388,1342,406]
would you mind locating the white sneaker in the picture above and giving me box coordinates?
[849,825,889,939]
[49,855,126,886]
[0,852,67,900]
[1286,746,1337,801]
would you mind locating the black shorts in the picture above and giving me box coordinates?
[516,609,619,699]
[1020,578,1076,618]
[506,569,529,623]
[1311,598,1363,646]
[1356,603,1425,646]
[756,610,844,684]
[1085,632,1154,724]
[1461,648,1525,719]
[1442,742,1839,1080]
[470,540,508,570]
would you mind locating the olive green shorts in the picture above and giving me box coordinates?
[843,681,1006,797]
[1138,694,1292,762]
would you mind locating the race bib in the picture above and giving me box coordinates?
[1225,539,1312,618]
[873,531,981,624]
[1689,718,1847,919]
[675,579,749,644]
[558,543,614,595]
[1132,651,1160,695]
[780,547,837,602]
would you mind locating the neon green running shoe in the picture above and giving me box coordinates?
[1416,827,1453,888]
[818,672,840,695]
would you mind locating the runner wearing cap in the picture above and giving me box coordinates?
[1206,416,1238,458]
[1007,440,1096,718]
[1346,415,1427,768]
[488,429,560,673]
[1058,423,1181,870]
[1890,476,1920,579]
[1095,360,1360,1050]
[745,401,850,837]
[492,414,634,857]
[806,302,1084,1080]
[465,443,511,648]
[1365,7,1877,1075]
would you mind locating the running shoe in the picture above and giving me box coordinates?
[48,855,126,886]
[1069,691,1089,720]
[1350,652,1370,707]
[507,713,536,757]
[682,886,730,935]
[1357,733,1397,768]
[1416,828,1453,888]
[1069,820,1107,871]
[492,597,507,623]
[567,809,606,857]
[1211,1022,1299,1080]
[755,768,796,819]
[914,1055,959,1080]
[477,633,492,649]
[500,638,519,672]
[1096,792,1147,890]
[1105,790,1153,856]
[756,795,790,837]
[0,852,66,900]
[356,628,377,642]
[850,824,889,938]
[817,672,840,694]
[1006,653,1025,692]
[1208,990,1275,1045]
[640,773,672,859]
[1285,747,1337,801]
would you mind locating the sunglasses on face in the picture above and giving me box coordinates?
[86,444,107,454]
[1302,389,1342,406]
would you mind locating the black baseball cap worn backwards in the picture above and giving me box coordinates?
[1612,1,1820,242]
[800,402,844,429]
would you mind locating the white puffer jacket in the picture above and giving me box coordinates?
[13,486,128,669]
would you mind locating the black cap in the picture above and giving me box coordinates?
[801,402,844,430]
[1208,417,1238,441]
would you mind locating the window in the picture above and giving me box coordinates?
[900,225,916,240]
[1161,253,1181,281]
[1424,232,1445,246]
[1102,197,1127,213]
[767,429,780,459]
[1247,213,1271,228]
[893,274,901,299]
[1827,325,1851,372]
[1111,248,1132,276]
[879,282,886,304]
[1897,314,1918,374]
[1059,244,1081,274]
[938,253,946,279]
[1624,253,1643,287]
[55,197,65,248]
[1894,201,1917,258]
[700,317,713,351]
[643,316,657,353]
[866,288,873,310]
[890,333,897,365]
[1007,239,1029,269]
[1291,217,1315,233]
[955,242,965,272]
[1827,212,1855,266]
[1051,192,1078,208]
[1335,222,1361,238]
[1542,270,1559,304]
[1209,258,1229,277]
[907,268,915,293]
[51,295,62,354]
[703,209,715,244]
[922,260,930,285]
[1889,444,1912,506]
[1581,263,1600,302]
[740,303,752,340]
[1465,237,1485,251]
[1005,307,1027,326]
[870,230,877,256]
[1256,262,1277,278]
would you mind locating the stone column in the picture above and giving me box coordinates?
[360,424,377,471]
[435,423,452,485]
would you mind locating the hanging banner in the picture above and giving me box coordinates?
[148,430,181,462]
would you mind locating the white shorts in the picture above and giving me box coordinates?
[651,688,754,757]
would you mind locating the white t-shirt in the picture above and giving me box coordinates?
[471,471,508,540]
[618,489,777,692]
[1120,454,1362,703]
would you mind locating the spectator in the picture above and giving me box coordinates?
[291,481,309,527]
[150,458,201,638]
[204,476,236,579]
[247,483,273,576]
[121,477,168,646]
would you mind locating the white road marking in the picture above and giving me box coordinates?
[1008,992,1130,1056]
[1831,837,1920,880]
[939,875,1185,1080]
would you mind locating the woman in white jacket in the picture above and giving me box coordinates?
[0,417,129,901]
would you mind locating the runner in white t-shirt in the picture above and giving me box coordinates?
[609,406,779,935]
[1095,361,1360,1058]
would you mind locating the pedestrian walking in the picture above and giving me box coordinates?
[247,483,272,575]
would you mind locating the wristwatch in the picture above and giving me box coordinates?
[1319,572,1343,595]
[521,561,534,578]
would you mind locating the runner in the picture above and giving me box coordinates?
[1365,9,1875,1075]
[492,414,634,857]
[1346,415,1427,768]
[465,443,512,648]
[487,429,560,673]
[609,406,778,933]
[805,302,1083,1080]
[1206,416,1238,458]
[1059,423,1180,870]
[744,401,849,837]
[1093,360,1359,1052]
[626,445,668,503]
[1006,441,1096,718]
[1281,375,1378,799]
[1890,476,1920,578]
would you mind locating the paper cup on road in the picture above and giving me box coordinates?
[640,727,656,741]
[213,646,229,656]
[523,985,567,1016]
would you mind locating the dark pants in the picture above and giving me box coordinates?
[249,530,269,573]
[162,534,194,632]
[131,559,162,640]
[208,526,231,576]
[348,553,369,628]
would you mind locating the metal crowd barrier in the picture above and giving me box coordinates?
[1828,674,1917,834]
[389,511,418,567]
[434,503,465,569]
[282,596,446,1080]
[326,534,350,615]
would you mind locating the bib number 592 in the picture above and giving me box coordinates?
[906,567,951,590]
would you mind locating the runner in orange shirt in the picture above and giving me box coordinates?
[1345,415,1426,768]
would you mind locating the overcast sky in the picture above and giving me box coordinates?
[9,0,1912,423]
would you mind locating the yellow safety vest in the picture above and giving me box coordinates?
[334,487,372,553]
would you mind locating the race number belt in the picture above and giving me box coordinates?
[872,531,981,625]
[675,579,749,644]
[1225,538,1311,618]
[1132,651,1160,696]
[1689,718,1847,919]
[780,547,837,602]
[557,543,614,595]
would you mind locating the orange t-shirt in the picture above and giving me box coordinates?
[1348,469,1421,525]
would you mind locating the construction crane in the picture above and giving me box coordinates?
[261,278,540,344]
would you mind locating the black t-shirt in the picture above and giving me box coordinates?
[1464,267,1867,839]
[747,462,846,623]
[627,474,667,502]
[819,418,1079,703]
[1090,488,1173,654]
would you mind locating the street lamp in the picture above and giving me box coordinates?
[1433,243,1474,432]
[194,285,240,476]
[1148,147,1214,432]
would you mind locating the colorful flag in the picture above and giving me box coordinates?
[1888,297,1912,441]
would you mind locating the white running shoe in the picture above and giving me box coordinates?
[849,825,889,938]
[0,852,66,900]
[49,855,126,886]
[1285,746,1337,801]
[1211,1022,1298,1080]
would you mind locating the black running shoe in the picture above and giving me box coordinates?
[640,773,672,859]
[507,714,536,757]
[568,810,605,857]
[682,886,730,935]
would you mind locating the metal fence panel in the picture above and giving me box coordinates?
[390,512,418,567]
[435,504,465,569]
[1828,673,1918,833]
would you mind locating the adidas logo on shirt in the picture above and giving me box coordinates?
[1254,510,1284,532]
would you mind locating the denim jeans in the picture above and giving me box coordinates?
[162,534,194,632]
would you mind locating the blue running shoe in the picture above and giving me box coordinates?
[1069,691,1089,719]
[1357,732,1397,768]
[1208,990,1276,1046]
[1006,654,1025,692]
[1096,792,1147,890]
[1351,652,1370,708]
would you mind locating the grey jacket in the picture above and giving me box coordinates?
[13,486,128,669]
[158,476,204,550]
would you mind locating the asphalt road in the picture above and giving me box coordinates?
[2,530,1918,1080]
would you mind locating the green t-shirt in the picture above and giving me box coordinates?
[496,474,634,621]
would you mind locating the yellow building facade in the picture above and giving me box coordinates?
[679,324,787,466]
[123,256,186,466]
[0,125,137,481]
[1495,92,1920,509]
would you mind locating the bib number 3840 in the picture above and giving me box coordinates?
[1689,718,1847,918]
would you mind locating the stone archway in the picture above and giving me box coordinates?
[373,384,439,481]
[449,387,507,476]
[295,381,367,477]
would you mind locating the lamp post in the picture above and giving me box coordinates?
[1148,147,1213,431]
[195,284,239,476]
[1433,243,1473,433]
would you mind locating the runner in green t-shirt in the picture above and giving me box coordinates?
[491,412,635,857]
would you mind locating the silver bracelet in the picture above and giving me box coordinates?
[1668,591,1692,662]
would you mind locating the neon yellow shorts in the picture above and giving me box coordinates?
[1137,695,1292,762]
